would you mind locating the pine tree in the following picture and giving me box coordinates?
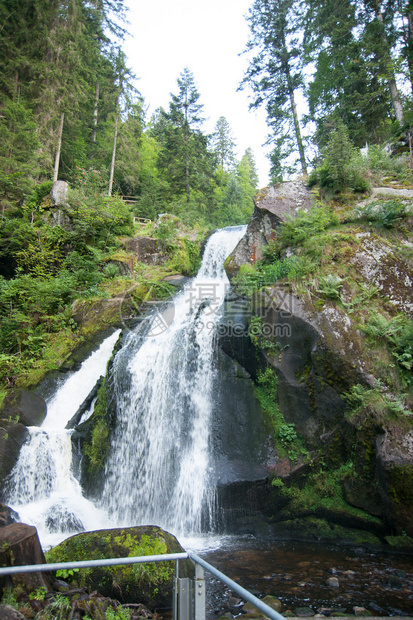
[168,68,205,204]
[211,116,236,171]
[242,0,307,176]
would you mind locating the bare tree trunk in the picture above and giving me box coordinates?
[53,112,64,182]
[375,1,405,124]
[285,62,307,175]
[92,82,99,143]
[108,110,119,196]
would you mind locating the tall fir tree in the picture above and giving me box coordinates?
[242,0,307,177]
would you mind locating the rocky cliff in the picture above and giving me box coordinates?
[221,181,413,545]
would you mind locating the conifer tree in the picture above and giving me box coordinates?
[242,0,307,176]
[211,116,236,171]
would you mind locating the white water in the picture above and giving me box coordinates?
[100,226,246,539]
[4,330,121,548]
[4,226,245,548]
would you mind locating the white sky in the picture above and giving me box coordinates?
[122,0,272,187]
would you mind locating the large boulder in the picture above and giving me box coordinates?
[376,427,413,536]
[225,181,313,278]
[0,421,29,492]
[45,526,193,610]
[1,389,46,427]
[122,236,164,265]
[0,523,52,594]
[50,180,69,207]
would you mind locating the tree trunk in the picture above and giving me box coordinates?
[53,112,64,182]
[108,110,119,196]
[285,63,307,175]
[92,81,99,143]
[375,1,405,124]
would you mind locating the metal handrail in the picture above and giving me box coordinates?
[0,551,286,620]
[0,552,188,576]
[189,553,286,620]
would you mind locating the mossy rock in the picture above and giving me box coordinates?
[45,526,193,609]
[271,516,382,545]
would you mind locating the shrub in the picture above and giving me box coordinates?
[309,121,370,194]
[352,198,411,228]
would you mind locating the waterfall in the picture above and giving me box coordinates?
[4,226,245,547]
[4,330,121,549]
[100,226,246,537]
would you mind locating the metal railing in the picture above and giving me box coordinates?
[0,551,286,620]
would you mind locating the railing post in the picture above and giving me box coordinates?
[173,559,179,620]
[194,563,205,620]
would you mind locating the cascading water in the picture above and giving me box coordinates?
[3,226,246,548]
[4,330,121,548]
[100,226,246,537]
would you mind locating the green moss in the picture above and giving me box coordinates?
[45,526,188,608]
[82,378,110,477]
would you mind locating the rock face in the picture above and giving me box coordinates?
[122,236,165,265]
[225,181,313,277]
[45,526,192,609]
[0,421,29,494]
[1,389,46,427]
[0,523,51,594]
[222,181,413,541]
[351,232,413,316]
[0,504,19,527]
[50,180,69,207]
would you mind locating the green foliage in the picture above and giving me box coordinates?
[83,379,110,476]
[1,584,18,608]
[344,384,412,424]
[250,316,284,355]
[56,568,80,579]
[105,607,132,620]
[36,594,71,620]
[316,274,344,299]
[29,587,47,601]
[277,204,339,247]
[309,122,370,194]
[352,198,411,228]
[360,312,413,387]
[278,423,298,444]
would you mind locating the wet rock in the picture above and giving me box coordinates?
[294,606,315,616]
[0,523,52,594]
[0,504,19,527]
[0,389,47,427]
[353,606,372,616]
[45,525,192,609]
[387,575,403,589]
[0,604,26,619]
[0,421,29,493]
[326,577,340,588]
[262,595,283,612]
[376,427,413,536]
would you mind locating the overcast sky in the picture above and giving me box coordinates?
[122,0,271,187]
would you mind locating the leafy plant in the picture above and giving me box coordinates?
[352,198,411,228]
[344,384,412,423]
[316,274,344,299]
[278,423,298,444]
[29,587,47,601]
[105,606,132,620]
